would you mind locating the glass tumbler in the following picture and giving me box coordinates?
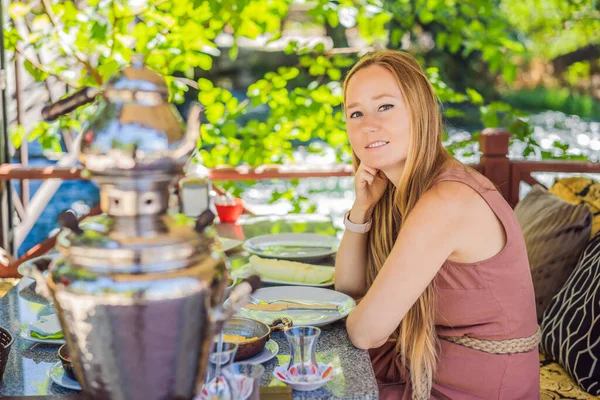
[201,341,238,400]
[223,362,265,400]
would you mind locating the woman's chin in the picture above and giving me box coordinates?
[359,155,403,171]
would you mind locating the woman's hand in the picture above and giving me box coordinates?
[352,163,388,220]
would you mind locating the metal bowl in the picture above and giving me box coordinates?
[222,317,292,361]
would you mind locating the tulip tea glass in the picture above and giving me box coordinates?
[284,326,321,382]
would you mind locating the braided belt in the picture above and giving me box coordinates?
[439,326,541,354]
[410,327,541,400]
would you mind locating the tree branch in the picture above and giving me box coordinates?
[40,0,103,85]
[110,0,120,58]
[22,16,59,101]
[552,44,600,75]
[13,46,80,88]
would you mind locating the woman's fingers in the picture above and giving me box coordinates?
[361,164,379,176]
[359,170,374,185]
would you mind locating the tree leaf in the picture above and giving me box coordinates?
[23,60,49,81]
[8,2,31,20]
[466,88,484,105]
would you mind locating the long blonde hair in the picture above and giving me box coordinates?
[343,50,451,397]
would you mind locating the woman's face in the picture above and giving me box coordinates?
[345,65,411,175]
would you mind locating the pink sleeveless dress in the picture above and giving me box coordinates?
[369,167,540,399]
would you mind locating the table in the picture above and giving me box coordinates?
[0,214,378,399]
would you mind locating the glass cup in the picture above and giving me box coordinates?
[223,363,265,400]
[201,341,238,400]
[284,326,321,382]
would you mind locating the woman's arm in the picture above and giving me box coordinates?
[335,162,388,298]
[346,182,476,349]
[334,206,372,298]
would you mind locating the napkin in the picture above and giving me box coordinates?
[29,313,64,340]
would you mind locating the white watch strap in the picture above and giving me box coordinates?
[344,211,372,233]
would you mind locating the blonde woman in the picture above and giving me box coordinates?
[335,50,540,400]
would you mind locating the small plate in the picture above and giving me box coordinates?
[219,237,244,253]
[232,263,334,288]
[233,286,355,327]
[20,329,65,345]
[49,361,81,390]
[273,362,335,391]
[243,233,338,262]
[17,254,58,279]
[241,339,279,364]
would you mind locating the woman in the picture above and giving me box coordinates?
[335,50,540,400]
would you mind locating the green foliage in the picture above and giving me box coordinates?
[501,87,600,119]
[501,0,600,60]
[7,0,586,211]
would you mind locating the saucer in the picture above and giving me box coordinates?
[49,361,81,390]
[273,362,335,391]
[241,339,278,364]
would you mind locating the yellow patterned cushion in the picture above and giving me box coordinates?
[540,353,595,399]
[549,177,600,236]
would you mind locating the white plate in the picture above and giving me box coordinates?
[218,237,244,253]
[242,233,338,262]
[232,263,334,288]
[20,329,65,345]
[49,361,81,390]
[241,339,279,364]
[233,286,355,327]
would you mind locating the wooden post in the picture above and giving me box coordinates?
[479,128,511,203]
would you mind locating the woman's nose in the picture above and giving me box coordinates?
[361,114,380,133]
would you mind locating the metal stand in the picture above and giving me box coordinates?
[0,0,14,254]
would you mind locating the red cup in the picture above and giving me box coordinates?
[215,198,244,223]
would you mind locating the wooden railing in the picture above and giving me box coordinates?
[1,127,599,277]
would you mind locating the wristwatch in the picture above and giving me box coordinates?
[343,210,372,233]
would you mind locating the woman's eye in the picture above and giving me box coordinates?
[349,111,363,118]
[379,104,394,111]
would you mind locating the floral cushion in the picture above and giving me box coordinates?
[549,177,600,236]
[540,353,595,399]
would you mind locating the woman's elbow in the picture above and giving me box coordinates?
[349,333,373,350]
[348,330,387,350]
[346,320,386,350]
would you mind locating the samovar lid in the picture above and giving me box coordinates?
[105,54,169,96]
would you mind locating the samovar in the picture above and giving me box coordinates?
[30,56,256,400]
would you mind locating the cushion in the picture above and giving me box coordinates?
[514,185,592,320]
[540,353,596,399]
[540,232,600,396]
[549,177,600,236]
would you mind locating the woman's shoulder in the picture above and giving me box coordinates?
[422,179,482,215]
[415,165,496,225]
[432,161,496,194]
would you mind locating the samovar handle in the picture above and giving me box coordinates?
[41,87,101,122]
[194,209,216,233]
[57,209,84,235]
[211,275,262,334]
